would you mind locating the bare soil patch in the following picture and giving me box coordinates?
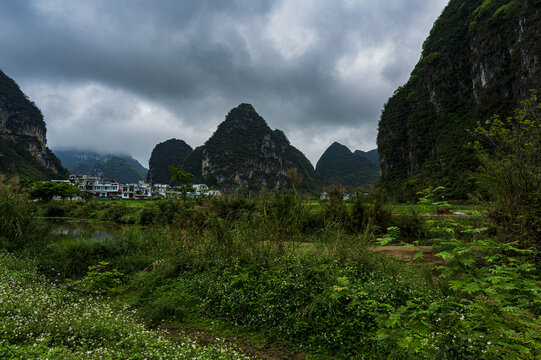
[375,245,440,264]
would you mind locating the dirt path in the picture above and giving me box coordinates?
[160,325,305,360]
[374,245,440,264]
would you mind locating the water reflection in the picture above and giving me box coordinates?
[45,219,119,240]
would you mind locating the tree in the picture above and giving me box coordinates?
[472,91,541,249]
[54,182,81,200]
[30,182,82,201]
[169,165,195,196]
[30,182,57,201]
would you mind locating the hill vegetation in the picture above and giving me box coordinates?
[316,142,379,187]
[354,149,379,166]
[199,104,320,191]
[147,139,193,185]
[377,0,541,200]
[0,69,67,180]
[55,149,148,183]
[0,137,66,180]
[153,104,321,191]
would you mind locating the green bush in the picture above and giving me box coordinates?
[65,261,123,295]
[0,252,253,359]
[139,207,158,225]
[43,202,65,217]
[0,178,46,250]
[38,231,152,277]
[472,91,541,249]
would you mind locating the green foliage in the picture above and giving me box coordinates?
[138,206,159,225]
[473,0,496,20]
[472,91,541,248]
[5,173,538,359]
[43,202,66,217]
[493,1,519,19]
[417,186,451,214]
[66,261,123,295]
[0,69,68,180]
[0,69,44,127]
[199,103,321,191]
[0,252,252,359]
[0,137,67,181]
[422,51,442,65]
[376,191,541,359]
[30,181,82,201]
[0,178,45,250]
[378,0,540,199]
[321,186,348,224]
[55,150,148,183]
[377,226,400,245]
[169,165,195,194]
[93,156,145,184]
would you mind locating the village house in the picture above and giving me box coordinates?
[68,174,120,198]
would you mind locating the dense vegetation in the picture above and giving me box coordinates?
[0,69,68,180]
[377,0,541,200]
[92,156,146,184]
[0,137,66,181]
[1,110,539,358]
[55,149,148,183]
[147,139,193,185]
[316,142,379,187]
[0,252,254,359]
[183,104,321,192]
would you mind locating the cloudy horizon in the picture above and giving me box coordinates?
[0,0,449,167]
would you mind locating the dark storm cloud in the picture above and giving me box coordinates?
[0,0,448,165]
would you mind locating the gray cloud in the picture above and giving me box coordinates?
[0,0,448,166]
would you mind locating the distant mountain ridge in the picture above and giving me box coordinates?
[0,69,67,179]
[316,142,379,187]
[152,104,320,191]
[55,149,148,184]
[354,149,379,166]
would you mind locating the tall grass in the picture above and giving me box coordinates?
[0,177,46,251]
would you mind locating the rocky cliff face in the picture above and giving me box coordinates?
[377,0,540,199]
[188,104,319,191]
[0,69,67,179]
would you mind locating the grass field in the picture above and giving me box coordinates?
[2,184,539,359]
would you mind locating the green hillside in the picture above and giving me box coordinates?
[147,139,193,185]
[377,0,541,199]
[316,142,379,187]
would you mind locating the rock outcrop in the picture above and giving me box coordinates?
[185,103,320,191]
[377,0,541,199]
[0,69,67,179]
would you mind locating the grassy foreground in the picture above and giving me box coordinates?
[1,179,540,359]
[0,251,253,359]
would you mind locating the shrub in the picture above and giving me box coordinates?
[139,207,158,225]
[65,261,123,295]
[0,178,46,250]
[366,187,393,233]
[472,91,541,249]
[43,202,65,217]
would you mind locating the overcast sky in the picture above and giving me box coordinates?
[0,0,448,167]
